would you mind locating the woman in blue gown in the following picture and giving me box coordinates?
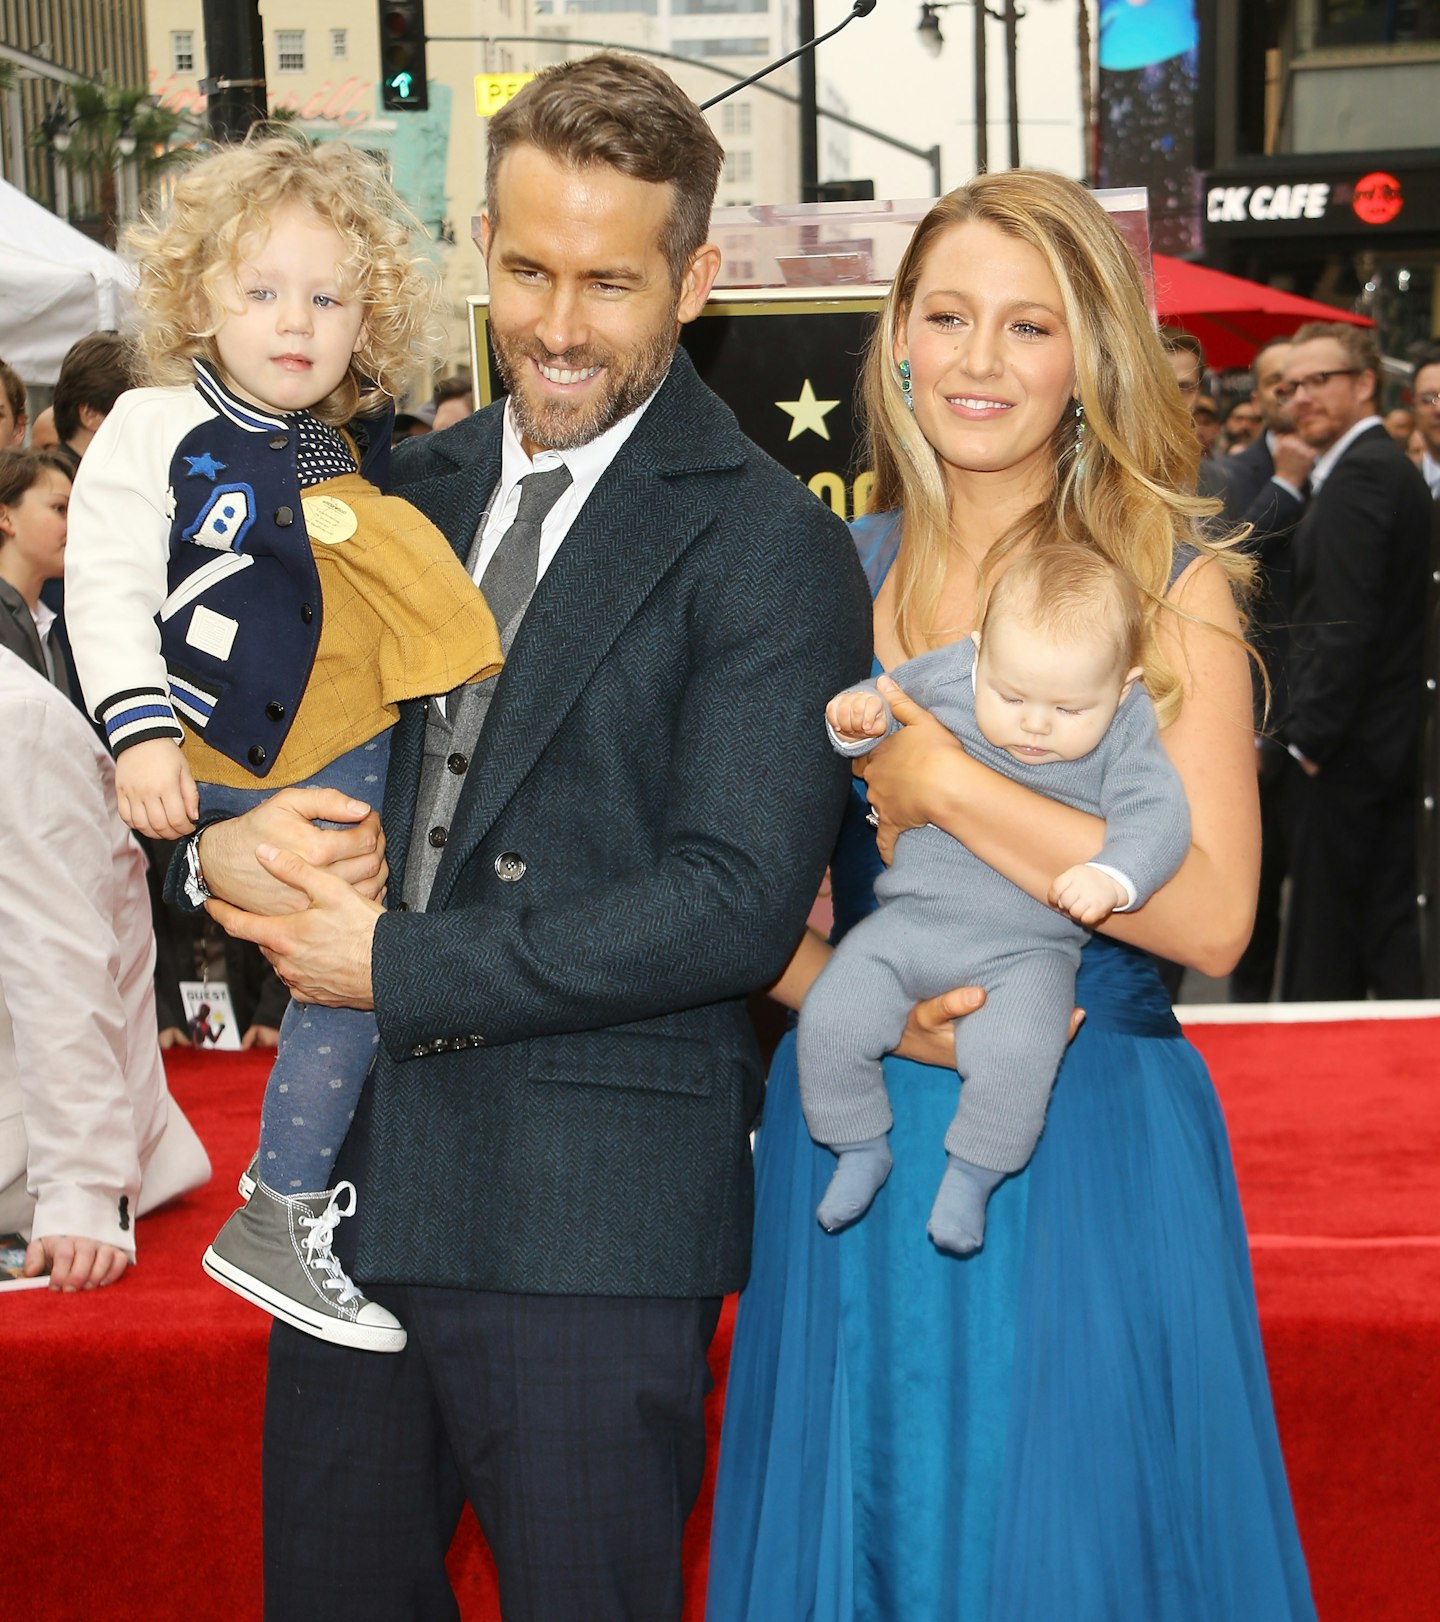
[707,173,1316,1620]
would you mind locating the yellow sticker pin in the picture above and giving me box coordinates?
[302,495,359,546]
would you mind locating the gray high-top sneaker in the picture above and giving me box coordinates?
[203,1180,406,1353]
[237,1155,258,1201]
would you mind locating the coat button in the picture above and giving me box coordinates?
[248,745,267,766]
[265,701,285,721]
[300,603,314,624]
[495,851,526,882]
[275,505,294,526]
[446,752,468,774]
[428,825,448,848]
[269,434,289,451]
[393,901,409,912]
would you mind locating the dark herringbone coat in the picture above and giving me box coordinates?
[352,349,872,1297]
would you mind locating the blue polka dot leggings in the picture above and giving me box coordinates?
[197,729,390,1194]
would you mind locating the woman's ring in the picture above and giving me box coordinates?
[866,808,880,827]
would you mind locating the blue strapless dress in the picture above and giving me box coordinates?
[706,523,1316,1621]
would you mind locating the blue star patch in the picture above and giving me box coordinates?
[184,451,227,481]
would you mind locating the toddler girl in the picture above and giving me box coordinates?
[65,136,502,1351]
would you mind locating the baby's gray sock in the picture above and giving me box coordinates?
[817,1135,893,1233]
[928,1155,1006,1256]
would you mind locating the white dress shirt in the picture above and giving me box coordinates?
[470,382,663,587]
[1308,414,1381,496]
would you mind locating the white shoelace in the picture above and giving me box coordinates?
[299,1181,365,1307]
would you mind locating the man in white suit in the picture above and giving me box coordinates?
[0,646,209,1287]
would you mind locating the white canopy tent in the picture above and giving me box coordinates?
[0,177,136,385]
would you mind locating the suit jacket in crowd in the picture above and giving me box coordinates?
[1285,423,1433,791]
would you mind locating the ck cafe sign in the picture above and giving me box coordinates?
[1206,166,1437,237]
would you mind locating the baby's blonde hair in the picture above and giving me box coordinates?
[980,544,1143,673]
[125,132,443,425]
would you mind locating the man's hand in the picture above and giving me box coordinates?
[157,1025,192,1049]
[115,738,199,839]
[826,690,888,743]
[208,844,382,1009]
[240,1023,281,1050]
[1050,864,1128,927]
[197,788,387,915]
[892,985,1084,1068]
[1271,432,1319,491]
[25,1235,129,1291]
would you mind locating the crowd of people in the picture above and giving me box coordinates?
[4,46,1439,1620]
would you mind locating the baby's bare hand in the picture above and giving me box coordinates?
[826,691,888,742]
[115,738,199,840]
[1050,864,1126,927]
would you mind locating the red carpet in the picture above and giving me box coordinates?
[5,1015,1438,1619]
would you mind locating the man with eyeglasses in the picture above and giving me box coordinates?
[1278,321,1433,1001]
[1414,349,1440,500]
[1221,338,1319,1001]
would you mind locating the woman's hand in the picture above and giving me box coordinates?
[893,986,986,1066]
[853,677,971,863]
[892,988,1084,1067]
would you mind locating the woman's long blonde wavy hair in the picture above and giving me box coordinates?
[859,170,1252,727]
[125,132,443,426]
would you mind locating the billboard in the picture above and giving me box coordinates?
[1096,0,1204,257]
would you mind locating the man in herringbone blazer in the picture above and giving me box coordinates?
[198,56,871,1619]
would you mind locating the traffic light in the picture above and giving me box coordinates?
[379,1,429,112]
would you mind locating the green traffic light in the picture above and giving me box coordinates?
[388,71,414,98]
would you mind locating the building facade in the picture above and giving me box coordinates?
[136,1,814,372]
[1,0,149,208]
[1203,0,1440,364]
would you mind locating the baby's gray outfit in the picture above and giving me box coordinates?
[797,638,1190,1173]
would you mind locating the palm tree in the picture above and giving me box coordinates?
[34,84,186,243]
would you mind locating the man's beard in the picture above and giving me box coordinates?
[491,311,678,451]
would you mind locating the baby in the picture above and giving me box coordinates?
[65,136,503,1350]
[798,544,1191,1255]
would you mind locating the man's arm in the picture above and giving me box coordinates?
[0,688,146,1271]
[1285,457,1401,764]
[371,508,873,1055]
[218,504,873,1048]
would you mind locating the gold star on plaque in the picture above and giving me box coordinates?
[775,378,841,442]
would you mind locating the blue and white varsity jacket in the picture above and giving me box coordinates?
[66,361,382,778]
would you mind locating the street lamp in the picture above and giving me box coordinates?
[917,1,1023,174]
[39,97,73,218]
[917,3,947,58]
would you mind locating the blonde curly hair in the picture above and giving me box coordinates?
[125,132,442,425]
[859,170,1253,728]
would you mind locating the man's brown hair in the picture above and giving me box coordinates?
[484,51,723,288]
[51,332,136,443]
[0,358,25,428]
[1290,319,1381,381]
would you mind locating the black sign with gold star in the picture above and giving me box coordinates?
[468,290,884,522]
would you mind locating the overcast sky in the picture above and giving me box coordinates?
[812,0,1086,198]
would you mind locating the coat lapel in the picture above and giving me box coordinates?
[426,351,748,909]
[383,412,504,894]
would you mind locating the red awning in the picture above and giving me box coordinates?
[1151,253,1373,370]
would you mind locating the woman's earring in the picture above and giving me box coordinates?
[1072,398,1086,471]
[899,359,914,413]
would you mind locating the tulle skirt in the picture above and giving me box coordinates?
[707,940,1315,1621]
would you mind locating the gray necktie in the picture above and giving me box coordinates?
[480,463,574,642]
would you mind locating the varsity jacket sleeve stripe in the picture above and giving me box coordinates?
[64,387,209,752]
